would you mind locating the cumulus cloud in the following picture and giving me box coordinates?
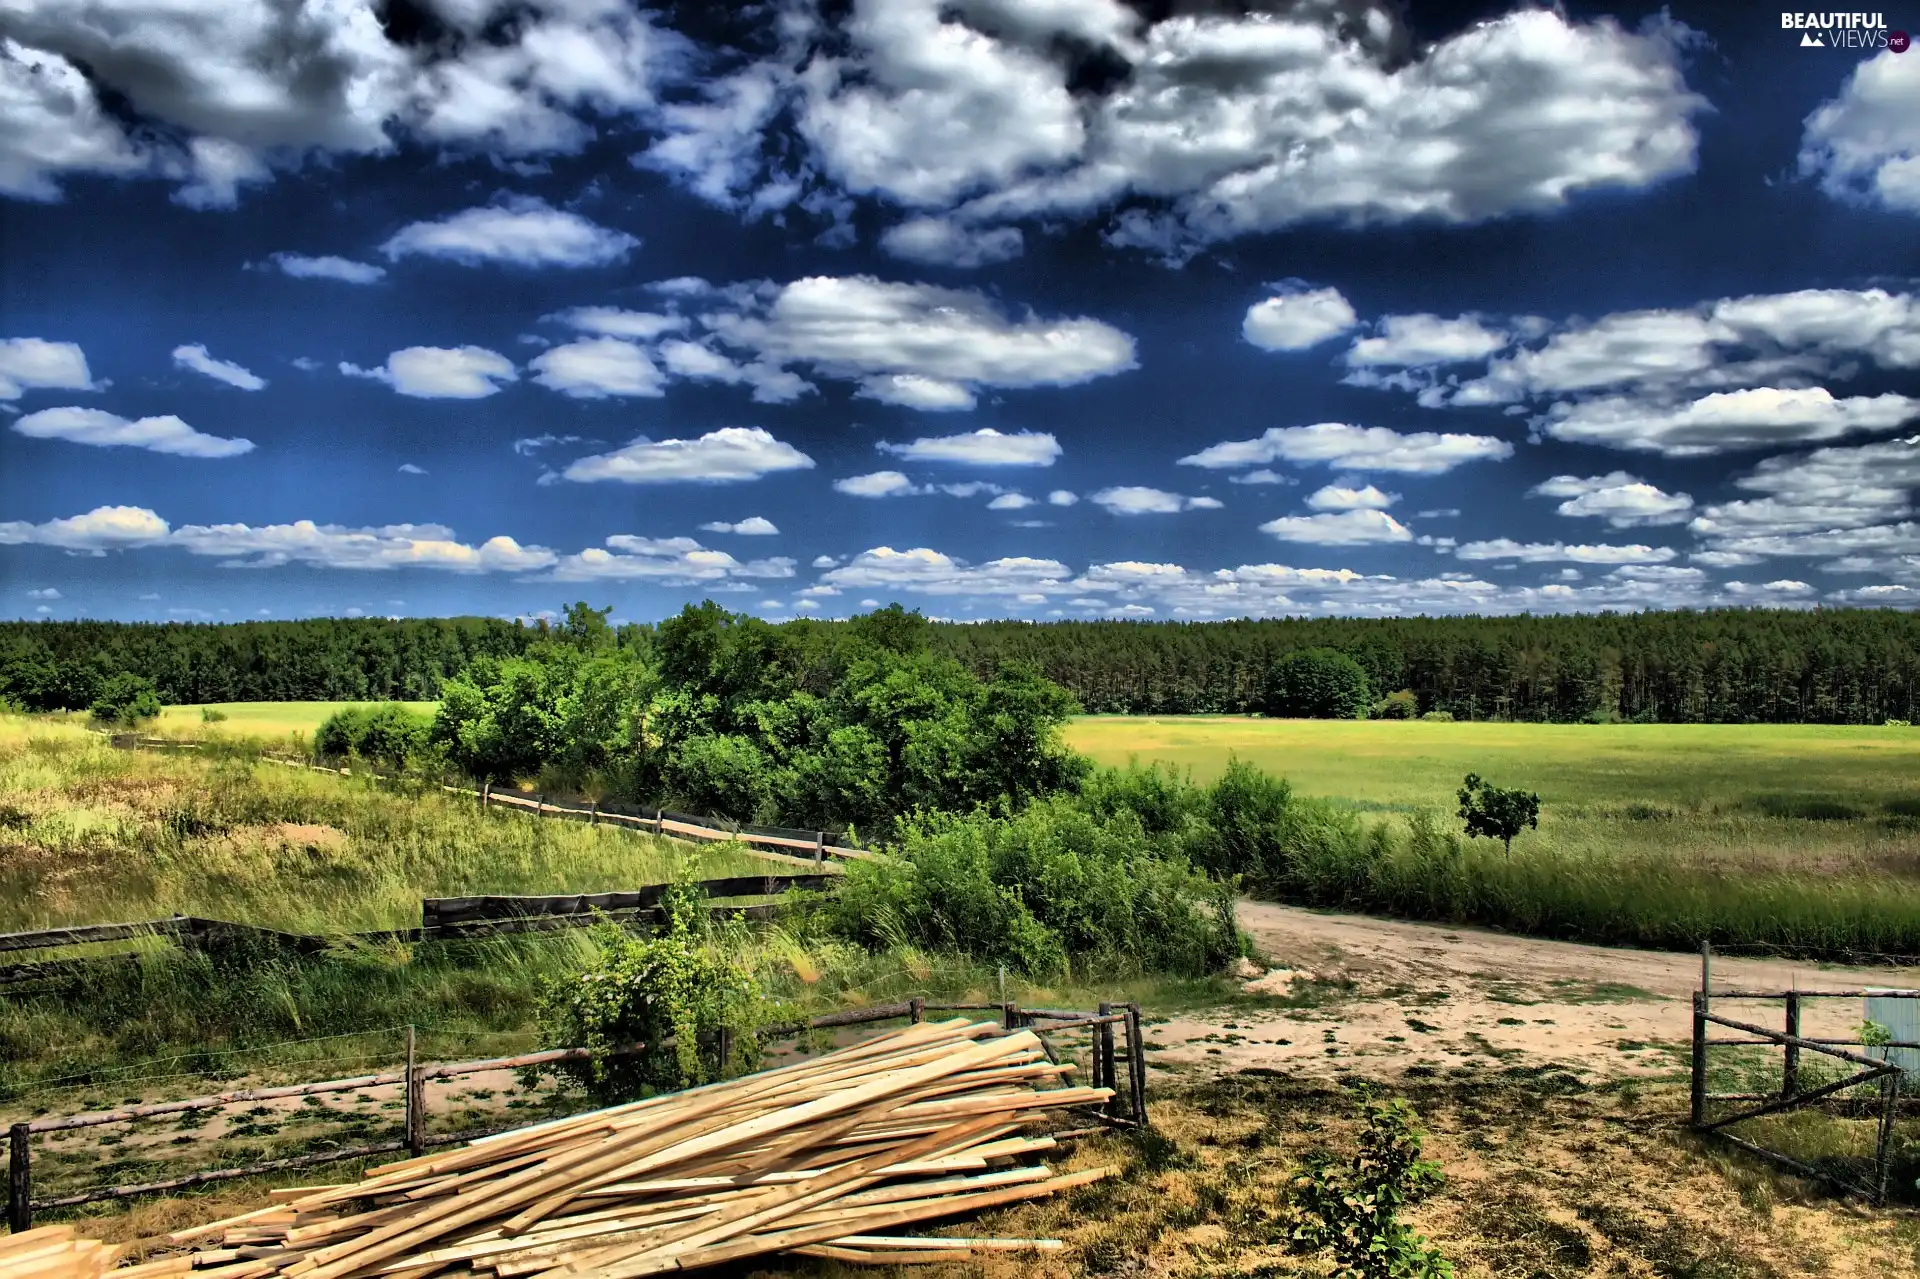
[835,471,921,498]
[1346,314,1508,367]
[1231,469,1292,486]
[1180,423,1512,476]
[398,463,426,475]
[1689,436,1920,558]
[172,343,266,391]
[169,521,558,572]
[12,406,253,458]
[1242,287,1358,351]
[655,340,813,405]
[1541,387,1920,456]
[552,308,688,341]
[877,428,1059,467]
[1454,539,1678,564]
[551,535,793,583]
[857,374,977,411]
[1530,473,1694,527]
[269,252,385,284]
[1800,49,1920,214]
[0,505,170,552]
[0,338,94,399]
[1306,484,1398,511]
[25,586,59,599]
[1260,509,1413,545]
[987,493,1033,510]
[529,338,666,399]
[1090,487,1220,515]
[699,516,779,535]
[0,0,689,205]
[342,346,517,398]
[1048,490,1078,507]
[381,197,639,269]
[562,427,815,485]
[879,217,1024,268]
[820,546,1075,597]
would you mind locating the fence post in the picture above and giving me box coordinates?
[1125,1002,1149,1127]
[589,801,598,827]
[717,1026,734,1079]
[909,997,925,1025]
[1874,1069,1901,1207]
[1003,1001,1020,1032]
[813,832,825,867]
[7,1122,29,1233]
[1782,991,1800,1100]
[405,1025,425,1157]
[535,794,544,817]
[1690,990,1708,1128]
[1097,1002,1119,1121]
[654,808,665,836]
[480,780,490,811]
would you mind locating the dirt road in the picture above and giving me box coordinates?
[1146,901,1920,1082]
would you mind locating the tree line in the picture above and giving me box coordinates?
[4,607,1919,724]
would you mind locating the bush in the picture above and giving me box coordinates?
[1371,689,1419,720]
[1420,710,1454,723]
[664,734,773,821]
[1457,773,1540,853]
[535,882,767,1101]
[1263,649,1371,719]
[826,800,1240,980]
[200,707,229,724]
[88,673,163,727]
[314,704,433,771]
[1289,1097,1453,1279]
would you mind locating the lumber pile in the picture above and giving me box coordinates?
[116,1019,1113,1277]
[0,1227,119,1279]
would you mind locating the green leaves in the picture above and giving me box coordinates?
[1289,1098,1454,1279]
[1456,773,1540,853]
[1263,648,1372,720]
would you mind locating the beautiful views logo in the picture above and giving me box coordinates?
[1781,12,1910,50]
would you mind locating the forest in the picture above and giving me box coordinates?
[3,606,1919,724]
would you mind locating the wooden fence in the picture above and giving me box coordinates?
[5,999,1148,1232]
[1690,945,1918,1205]
[0,875,838,991]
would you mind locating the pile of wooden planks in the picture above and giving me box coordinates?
[0,1227,119,1279]
[112,1019,1113,1278]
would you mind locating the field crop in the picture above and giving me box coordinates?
[153,701,439,743]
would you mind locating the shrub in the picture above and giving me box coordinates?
[664,734,773,821]
[1371,689,1419,720]
[1263,649,1371,720]
[1457,773,1540,853]
[1887,719,1913,728]
[1289,1097,1453,1279]
[88,673,163,727]
[200,707,229,724]
[535,881,767,1101]
[315,704,432,771]
[1419,710,1454,723]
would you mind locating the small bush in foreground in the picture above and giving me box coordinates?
[315,703,434,771]
[1456,773,1539,853]
[1289,1097,1453,1279]
[89,673,162,727]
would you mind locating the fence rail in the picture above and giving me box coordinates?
[4,998,1148,1232]
[0,872,838,990]
[1689,943,1912,1205]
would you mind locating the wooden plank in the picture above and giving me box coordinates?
[28,1072,406,1133]
[0,920,183,955]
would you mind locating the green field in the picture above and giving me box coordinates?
[153,700,439,741]
[1064,715,1920,812]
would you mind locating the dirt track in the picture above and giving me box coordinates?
[1146,901,1920,1082]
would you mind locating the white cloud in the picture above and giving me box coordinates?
[512,433,584,455]
[1047,490,1078,506]
[698,276,1136,404]
[1529,472,1693,527]
[562,427,815,485]
[1689,436,1920,557]
[1260,509,1413,545]
[1347,314,1508,368]
[1306,484,1397,511]
[398,463,427,475]
[835,470,921,498]
[0,505,170,552]
[1725,579,1816,597]
[0,338,94,399]
[25,587,59,599]
[12,406,253,458]
[1455,539,1678,564]
[0,38,148,200]
[551,535,793,583]
[170,521,558,573]
[1800,49,1920,214]
[381,197,639,269]
[172,343,266,391]
[820,546,1075,597]
[1089,486,1219,515]
[700,516,779,535]
[269,253,385,284]
[987,493,1033,510]
[343,346,517,398]
[1541,387,1920,456]
[1691,550,1765,568]
[1180,423,1512,476]
[1242,287,1358,351]
[879,217,1024,268]
[552,308,688,340]
[857,374,976,411]
[877,428,1060,467]
[529,338,666,399]
[1230,469,1291,486]
[655,340,815,405]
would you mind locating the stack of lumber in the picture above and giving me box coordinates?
[119,1018,1112,1278]
[0,1227,119,1279]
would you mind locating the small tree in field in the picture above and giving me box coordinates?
[1456,774,1539,853]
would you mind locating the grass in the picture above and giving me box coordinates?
[155,701,439,744]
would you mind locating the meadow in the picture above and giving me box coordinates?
[153,701,438,743]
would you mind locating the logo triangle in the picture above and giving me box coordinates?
[1800,31,1825,46]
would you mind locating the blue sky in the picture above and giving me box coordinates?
[3,0,1919,625]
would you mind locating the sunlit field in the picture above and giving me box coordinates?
[153,701,439,742]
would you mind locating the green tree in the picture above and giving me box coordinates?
[1456,773,1540,853]
[1264,648,1372,719]
[88,672,163,726]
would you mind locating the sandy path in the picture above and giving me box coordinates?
[1146,901,1920,1082]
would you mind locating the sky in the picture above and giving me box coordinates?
[2,0,1919,626]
